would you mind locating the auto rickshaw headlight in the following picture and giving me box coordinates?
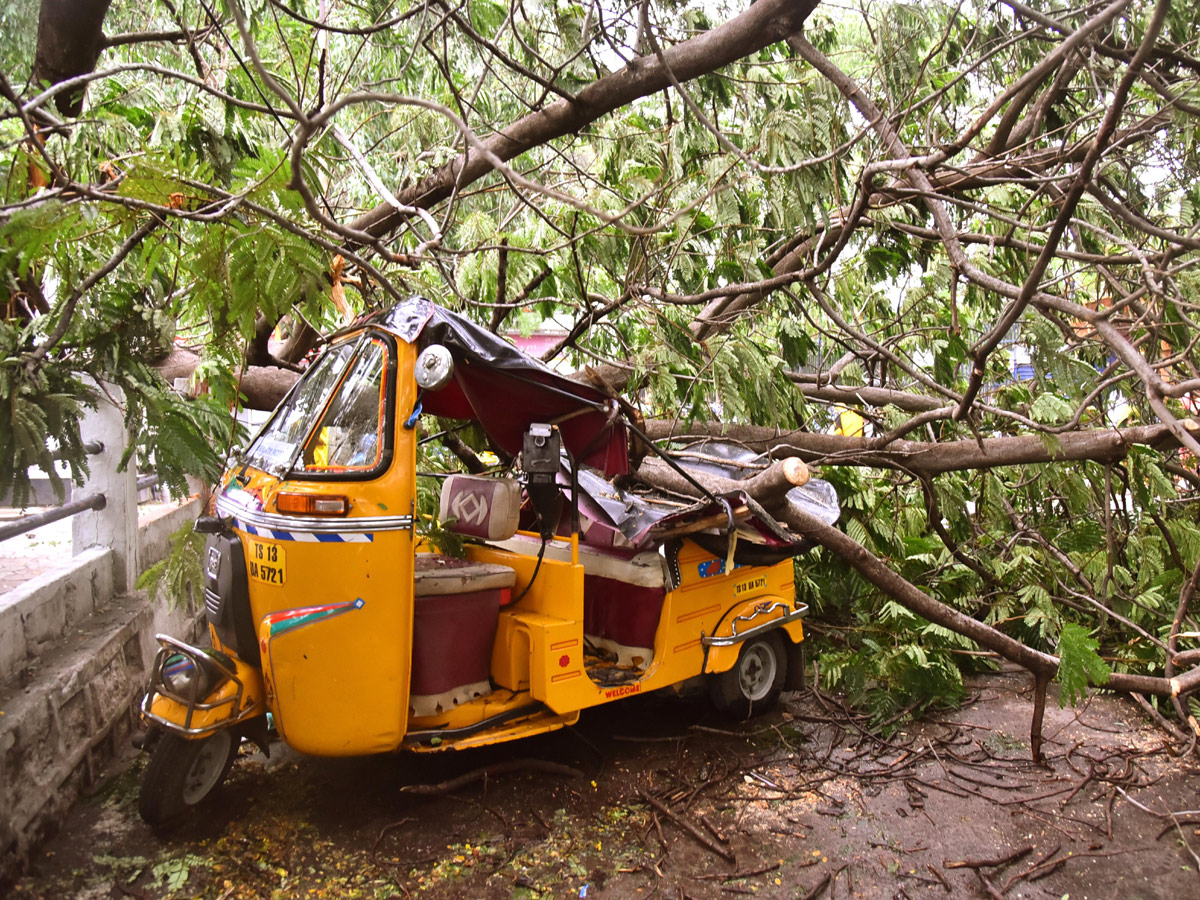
[161,651,212,698]
[159,649,231,699]
[414,344,454,390]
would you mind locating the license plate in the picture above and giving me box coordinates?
[247,538,286,586]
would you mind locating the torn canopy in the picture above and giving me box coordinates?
[564,448,840,564]
[382,298,838,562]
[386,297,629,476]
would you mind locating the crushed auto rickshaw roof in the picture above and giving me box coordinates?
[358,297,839,561]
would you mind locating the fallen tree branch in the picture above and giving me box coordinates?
[635,455,808,512]
[152,346,300,410]
[944,844,1033,869]
[644,419,1187,476]
[345,0,819,240]
[632,456,1200,760]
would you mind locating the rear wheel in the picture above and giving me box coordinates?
[139,730,238,827]
[708,632,787,719]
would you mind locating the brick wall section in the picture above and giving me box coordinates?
[0,499,206,882]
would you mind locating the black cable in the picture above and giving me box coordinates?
[510,534,547,604]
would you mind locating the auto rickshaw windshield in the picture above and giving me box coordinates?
[240,333,391,478]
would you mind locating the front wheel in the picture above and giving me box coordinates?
[708,632,787,719]
[139,730,238,827]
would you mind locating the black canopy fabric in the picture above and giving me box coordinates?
[382,297,630,476]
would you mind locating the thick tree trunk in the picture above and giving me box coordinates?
[634,456,808,511]
[345,0,819,239]
[33,0,113,116]
[153,348,298,411]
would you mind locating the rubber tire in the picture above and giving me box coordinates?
[708,631,787,719]
[139,730,238,828]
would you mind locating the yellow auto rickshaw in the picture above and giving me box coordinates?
[138,297,838,825]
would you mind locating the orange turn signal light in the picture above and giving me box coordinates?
[275,492,350,516]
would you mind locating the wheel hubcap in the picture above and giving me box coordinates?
[738,643,777,702]
[181,730,233,805]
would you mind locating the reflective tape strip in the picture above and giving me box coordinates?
[237,521,375,543]
[216,495,412,537]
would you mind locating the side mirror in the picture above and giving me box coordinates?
[194,515,233,534]
[414,345,454,391]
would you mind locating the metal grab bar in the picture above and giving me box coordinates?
[51,441,103,461]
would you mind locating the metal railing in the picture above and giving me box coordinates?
[0,492,107,543]
[0,440,160,544]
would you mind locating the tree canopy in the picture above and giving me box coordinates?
[5,0,1200,740]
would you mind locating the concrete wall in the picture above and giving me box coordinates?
[0,549,114,687]
[0,498,206,882]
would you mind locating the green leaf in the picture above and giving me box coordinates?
[1029,393,1073,424]
[1056,622,1110,707]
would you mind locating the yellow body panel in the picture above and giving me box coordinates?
[467,542,594,712]
[407,688,531,731]
[650,541,796,685]
[451,536,803,734]
[216,337,419,756]
[702,597,804,674]
[407,710,580,752]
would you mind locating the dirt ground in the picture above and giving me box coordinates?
[5,666,1199,900]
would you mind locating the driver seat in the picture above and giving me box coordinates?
[409,476,521,717]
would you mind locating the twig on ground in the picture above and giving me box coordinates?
[700,812,730,844]
[399,758,583,795]
[638,788,736,862]
[695,861,781,881]
[976,871,1006,900]
[1000,843,1063,893]
[926,863,952,892]
[651,810,669,855]
[1163,805,1200,874]
[943,845,1033,869]
[798,871,831,900]
[371,817,416,854]
[1129,692,1188,742]
[1156,818,1200,839]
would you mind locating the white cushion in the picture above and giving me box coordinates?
[439,475,522,541]
[414,553,516,596]
[489,533,666,589]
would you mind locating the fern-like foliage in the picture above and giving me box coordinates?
[1056,622,1110,707]
[136,521,204,609]
[0,319,95,506]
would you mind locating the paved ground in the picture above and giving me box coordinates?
[0,515,73,594]
[0,499,181,595]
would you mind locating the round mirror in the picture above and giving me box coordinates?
[414,344,454,390]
